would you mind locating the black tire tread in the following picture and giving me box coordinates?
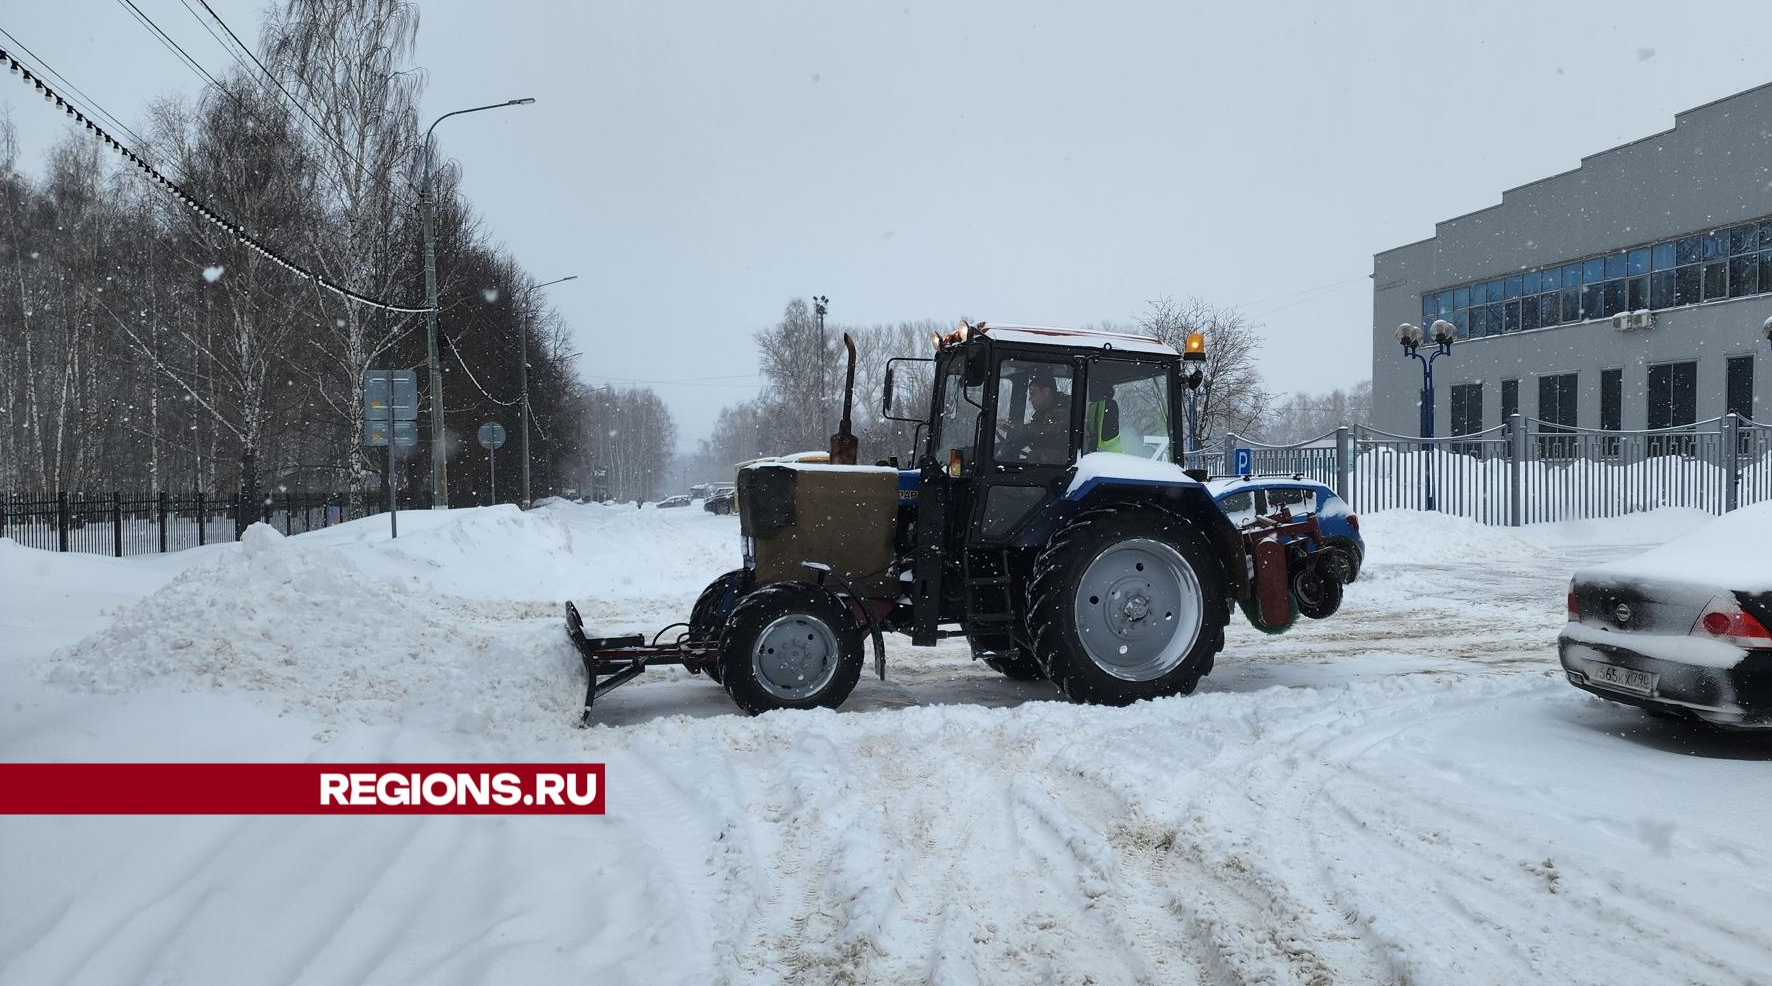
[717,582,864,715]
[1027,504,1228,705]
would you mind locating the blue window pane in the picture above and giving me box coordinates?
[1730,225,1756,255]
[1487,303,1503,332]
[1541,267,1560,291]
[1729,255,1758,297]
[1675,266,1701,305]
[1602,280,1626,317]
[1562,263,1583,288]
[1651,242,1675,270]
[1503,301,1521,333]
[1539,294,1559,326]
[1628,276,1649,311]
[1521,298,1541,331]
[1523,270,1541,294]
[1604,253,1626,279]
[1486,280,1504,303]
[1762,222,1772,249]
[1561,287,1582,321]
[1469,306,1489,336]
[1453,286,1470,310]
[1451,310,1467,337]
[1437,290,1455,313]
[1762,252,1771,293]
[1582,282,1604,317]
[1583,258,1606,283]
[1504,276,1522,299]
[1422,298,1434,323]
[1703,232,1726,261]
[1703,261,1727,300]
[1651,270,1675,309]
[1627,248,1649,276]
[1676,237,1701,265]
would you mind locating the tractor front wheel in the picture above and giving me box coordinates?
[1029,505,1227,706]
[717,582,864,715]
[689,568,754,682]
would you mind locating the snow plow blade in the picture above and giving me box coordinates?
[564,601,716,725]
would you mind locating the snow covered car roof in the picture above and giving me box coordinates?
[1577,499,1772,594]
[979,323,1179,357]
[1206,476,1336,497]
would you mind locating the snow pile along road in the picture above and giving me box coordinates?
[4,503,1770,985]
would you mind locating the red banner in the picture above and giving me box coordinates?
[0,763,605,815]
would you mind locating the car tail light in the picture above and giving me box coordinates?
[1347,514,1359,532]
[1691,593,1772,648]
[1566,580,1579,621]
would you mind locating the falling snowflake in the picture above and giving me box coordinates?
[483,288,500,303]
[203,265,226,283]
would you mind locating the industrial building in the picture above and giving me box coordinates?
[1371,83,1772,440]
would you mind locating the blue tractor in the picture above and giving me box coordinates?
[566,321,1340,719]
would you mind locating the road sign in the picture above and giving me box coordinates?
[1234,447,1253,476]
[478,422,507,450]
[364,420,419,447]
[363,369,418,422]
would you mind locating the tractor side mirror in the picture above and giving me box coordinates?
[963,346,989,387]
[883,366,895,413]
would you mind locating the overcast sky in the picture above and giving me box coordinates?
[6,1,1772,447]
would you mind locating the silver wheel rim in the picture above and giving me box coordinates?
[753,613,841,700]
[1072,538,1203,681]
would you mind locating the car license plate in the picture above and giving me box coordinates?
[1585,660,1656,696]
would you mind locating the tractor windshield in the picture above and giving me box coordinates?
[1084,359,1174,461]
[934,364,985,472]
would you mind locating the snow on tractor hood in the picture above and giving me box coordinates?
[1065,451,1201,497]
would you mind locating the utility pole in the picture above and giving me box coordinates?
[520,274,577,508]
[421,97,535,509]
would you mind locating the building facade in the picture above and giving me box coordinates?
[1371,83,1772,441]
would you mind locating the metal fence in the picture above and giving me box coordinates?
[0,491,390,557]
[1225,413,1772,525]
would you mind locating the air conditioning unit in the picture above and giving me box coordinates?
[1610,311,1654,331]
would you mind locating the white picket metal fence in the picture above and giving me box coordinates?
[1224,414,1772,525]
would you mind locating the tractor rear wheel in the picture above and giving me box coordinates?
[968,636,1047,681]
[1028,505,1227,706]
[689,568,754,683]
[717,582,864,715]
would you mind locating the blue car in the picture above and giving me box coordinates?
[1206,477,1364,583]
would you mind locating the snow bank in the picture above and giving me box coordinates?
[40,504,743,730]
[1358,509,1555,567]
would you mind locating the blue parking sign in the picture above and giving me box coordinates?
[1234,447,1252,476]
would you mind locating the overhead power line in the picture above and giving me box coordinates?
[0,26,155,160]
[186,0,418,213]
[0,45,434,314]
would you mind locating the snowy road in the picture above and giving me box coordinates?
[2,504,1769,985]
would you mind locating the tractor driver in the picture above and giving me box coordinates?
[1000,368,1070,462]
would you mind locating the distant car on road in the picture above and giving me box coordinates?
[703,488,735,515]
[1206,476,1364,582]
[658,495,692,509]
[1560,502,1772,728]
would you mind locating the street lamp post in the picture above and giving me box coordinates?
[520,274,578,509]
[421,96,535,509]
[1396,319,1457,511]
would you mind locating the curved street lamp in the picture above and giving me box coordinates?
[1397,319,1456,510]
[421,97,536,509]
